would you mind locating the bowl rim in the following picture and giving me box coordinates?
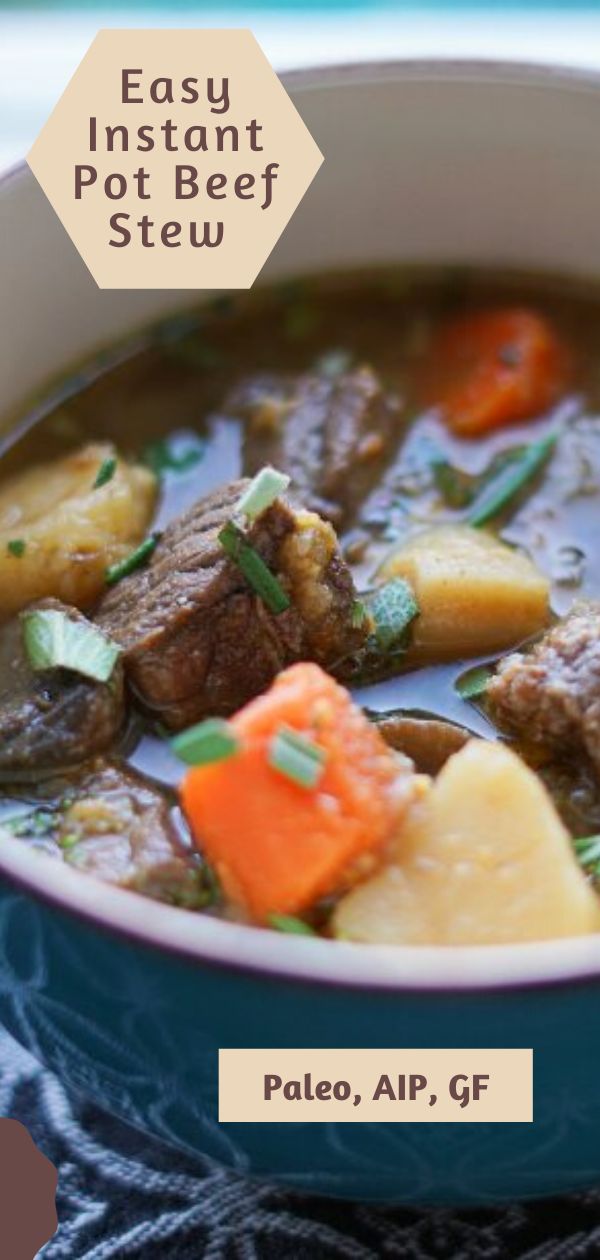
[4,54,600,995]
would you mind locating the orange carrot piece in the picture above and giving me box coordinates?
[180,663,413,922]
[427,308,569,436]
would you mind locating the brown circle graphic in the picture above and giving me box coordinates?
[0,1119,58,1258]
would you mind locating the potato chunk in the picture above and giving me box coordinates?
[0,443,157,617]
[379,525,549,659]
[333,740,600,945]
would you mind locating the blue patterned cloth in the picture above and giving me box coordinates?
[0,1030,598,1258]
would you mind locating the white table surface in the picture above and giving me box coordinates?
[3,6,600,173]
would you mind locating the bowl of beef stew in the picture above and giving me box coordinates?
[2,61,600,1202]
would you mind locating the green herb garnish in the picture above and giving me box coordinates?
[351,600,369,629]
[22,609,120,683]
[165,862,222,910]
[171,718,239,767]
[1,809,57,838]
[267,913,317,936]
[316,349,352,378]
[467,432,558,527]
[430,443,535,513]
[58,833,79,851]
[219,521,290,615]
[142,435,206,478]
[105,534,159,586]
[431,458,474,509]
[574,835,600,879]
[369,578,419,653]
[235,467,290,521]
[7,540,26,558]
[268,726,327,789]
[93,456,117,489]
[455,664,494,701]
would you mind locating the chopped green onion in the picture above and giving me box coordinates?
[235,467,290,520]
[431,457,474,509]
[467,432,558,527]
[219,521,290,615]
[59,833,79,851]
[268,726,327,789]
[7,539,26,558]
[93,456,117,489]
[369,578,419,653]
[22,609,120,683]
[171,718,239,766]
[105,534,159,586]
[430,440,550,518]
[268,913,317,936]
[455,664,494,701]
[351,600,369,629]
[142,435,206,477]
[316,349,352,378]
[574,835,600,879]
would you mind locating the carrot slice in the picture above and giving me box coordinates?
[180,663,414,922]
[428,308,569,436]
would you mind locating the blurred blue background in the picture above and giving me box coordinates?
[3,3,600,170]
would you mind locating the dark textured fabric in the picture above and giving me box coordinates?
[1,1030,598,1259]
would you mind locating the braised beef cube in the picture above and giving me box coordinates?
[18,762,211,906]
[96,479,368,729]
[0,600,124,780]
[228,365,402,527]
[538,757,600,839]
[488,602,600,772]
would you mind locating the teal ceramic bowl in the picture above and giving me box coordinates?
[3,61,600,1203]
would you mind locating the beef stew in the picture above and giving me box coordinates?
[3,266,600,945]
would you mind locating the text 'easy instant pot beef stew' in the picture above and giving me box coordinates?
[3,266,600,946]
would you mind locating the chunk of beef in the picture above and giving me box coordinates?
[97,480,368,729]
[2,761,211,906]
[0,600,124,780]
[228,365,402,527]
[488,603,600,773]
[538,757,600,839]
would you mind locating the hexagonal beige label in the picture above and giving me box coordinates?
[27,29,323,289]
